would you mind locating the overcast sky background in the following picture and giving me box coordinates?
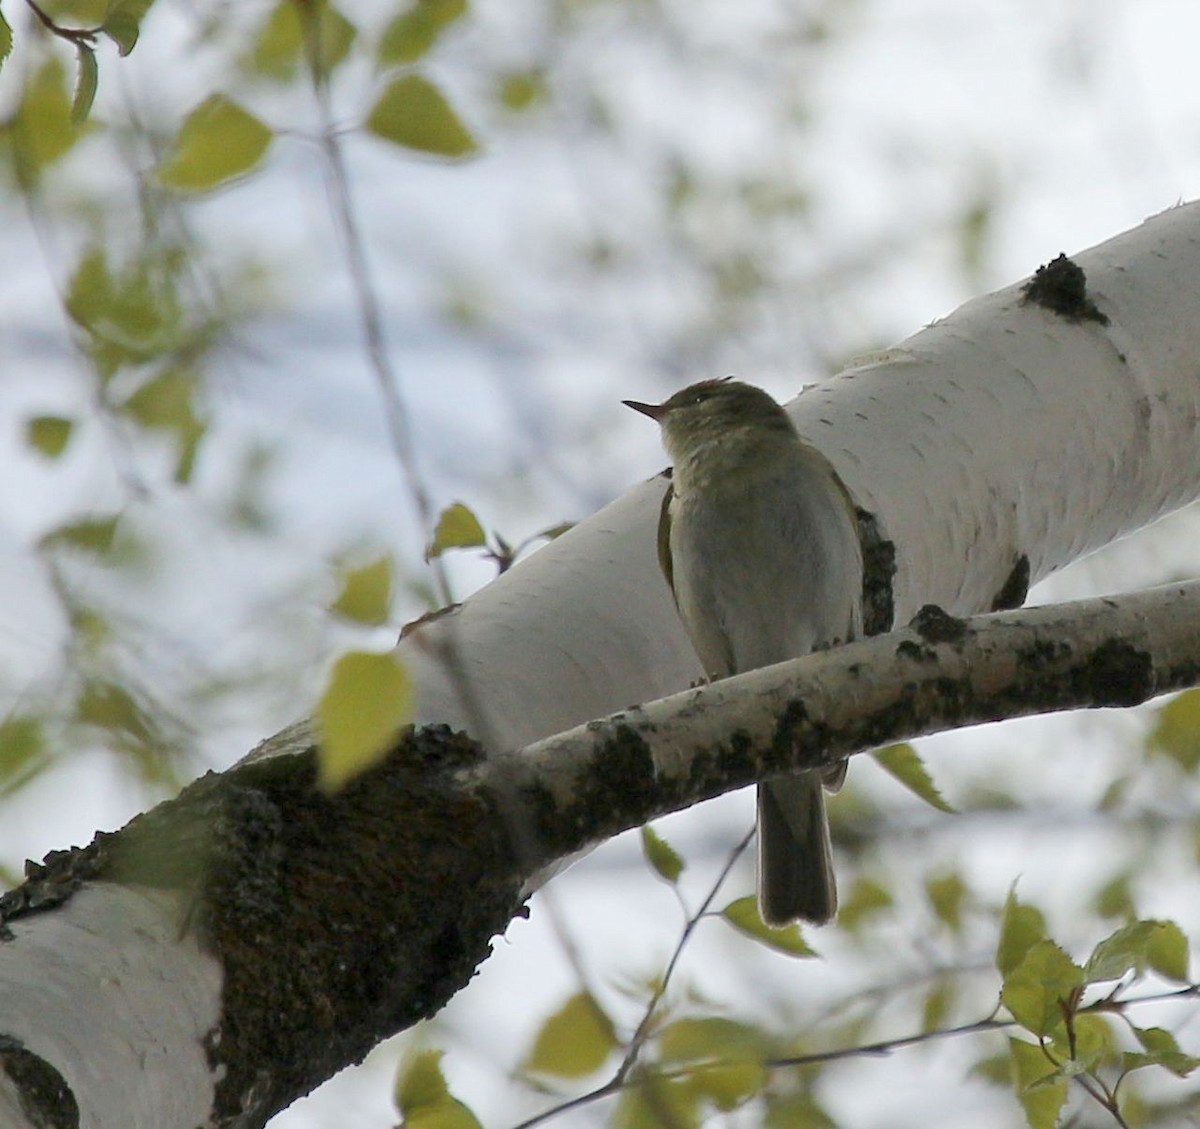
[5,0,1200,1126]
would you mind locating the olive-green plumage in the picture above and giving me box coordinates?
[625,379,862,925]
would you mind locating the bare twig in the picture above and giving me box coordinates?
[25,0,99,45]
[509,829,754,1129]
[295,2,449,605]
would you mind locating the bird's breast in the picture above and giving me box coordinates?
[667,455,862,676]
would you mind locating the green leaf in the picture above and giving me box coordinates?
[425,501,486,560]
[1,58,80,182]
[246,0,355,81]
[157,94,273,191]
[1062,1013,1112,1072]
[102,0,155,55]
[1085,922,1149,983]
[764,1094,836,1129]
[921,980,954,1032]
[120,369,202,479]
[123,370,194,426]
[1148,689,1200,771]
[39,515,120,556]
[300,0,356,77]
[837,876,893,930]
[926,871,967,932]
[394,1049,482,1129]
[1009,1038,1067,1129]
[721,896,817,957]
[246,0,303,79]
[26,416,74,457]
[65,245,112,331]
[497,69,546,112]
[1123,1025,1200,1077]
[871,743,956,812]
[641,824,684,884]
[525,992,617,1078]
[681,1060,765,1113]
[379,0,466,66]
[0,716,47,790]
[1092,871,1136,921]
[77,680,152,744]
[315,650,413,791]
[612,1070,699,1129]
[968,1050,1012,1085]
[366,74,477,158]
[84,251,180,361]
[997,886,1047,976]
[659,1016,764,1062]
[396,1048,450,1110]
[71,45,99,125]
[659,1016,769,1110]
[1001,939,1083,1037]
[0,12,12,71]
[1084,920,1187,984]
[1146,920,1189,982]
[122,369,205,482]
[331,556,394,626]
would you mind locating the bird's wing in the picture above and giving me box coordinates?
[656,478,676,607]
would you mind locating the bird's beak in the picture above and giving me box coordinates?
[622,399,667,421]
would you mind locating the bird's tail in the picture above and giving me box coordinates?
[757,772,837,926]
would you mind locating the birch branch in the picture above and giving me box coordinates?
[485,581,1200,860]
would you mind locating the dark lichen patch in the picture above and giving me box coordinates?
[0,835,112,939]
[853,673,977,752]
[0,1035,79,1129]
[991,555,1030,612]
[1016,637,1073,671]
[911,605,968,646]
[857,509,896,636]
[768,700,839,776]
[198,726,527,1125]
[714,727,759,785]
[1167,659,1200,690]
[770,700,810,755]
[896,638,932,662]
[405,723,490,769]
[1074,639,1154,708]
[677,725,762,807]
[1007,636,1156,714]
[1021,253,1110,325]
[551,724,662,851]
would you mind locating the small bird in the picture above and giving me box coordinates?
[624,379,863,925]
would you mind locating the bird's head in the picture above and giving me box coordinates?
[623,379,795,471]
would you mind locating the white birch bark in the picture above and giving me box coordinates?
[0,887,221,1129]
[401,201,1200,753]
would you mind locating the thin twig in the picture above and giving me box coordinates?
[615,827,755,1085]
[296,6,449,605]
[509,829,754,1129]
[25,0,98,45]
[767,1012,1010,1069]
